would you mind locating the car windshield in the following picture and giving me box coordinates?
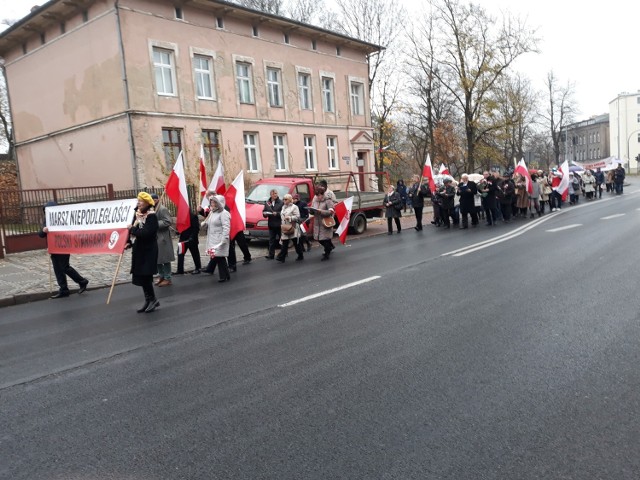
[246,184,290,203]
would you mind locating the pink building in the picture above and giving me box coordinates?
[0,0,379,190]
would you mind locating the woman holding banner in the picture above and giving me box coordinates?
[127,192,160,313]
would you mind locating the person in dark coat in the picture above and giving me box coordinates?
[293,193,312,251]
[383,185,403,234]
[397,179,408,212]
[594,168,605,199]
[498,175,515,222]
[478,172,499,226]
[174,210,201,275]
[456,174,478,228]
[439,179,457,229]
[127,192,160,313]
[408,174,429,231]
[613,164,625,194]
[262,189,284,259]
[151,193,175,287]
[39,201,89,299]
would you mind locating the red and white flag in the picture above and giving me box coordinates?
[164,151,191,233]
[421,154,436,192]
[199,145,208,199]
[439,164,450,176]
[177,241,188,255]
[334,196,353,245]
[223,170,246,240]
[554,160,570,201]
[201,159,226,210]
[514,158,533,194]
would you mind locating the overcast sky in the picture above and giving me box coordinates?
[2,0,639,118]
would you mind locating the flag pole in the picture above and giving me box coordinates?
[106,252,125,305]
[48,256,53,294]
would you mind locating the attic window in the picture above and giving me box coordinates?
[336,45,341,56]
[22,43,27,55]
[40,33,46,45]
[60,22,66,34]
[175,7,183,20]
[284,32,290,44]
[252,25,259,37]
[311,39,317,50]
[82,10,88,22]
[216,16,224,29]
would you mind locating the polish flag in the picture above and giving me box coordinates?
[439,164,450,176]
[334,196,353,245]
[554,160,570,201]
[201,160,226,209]
[199,145,208,199]
[514,158,533,194]
[421,154,436,192]
[177,241,188,255]
[223,170,246,240]
[164,151,191,233]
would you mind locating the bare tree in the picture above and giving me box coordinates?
[287,0,322,24]
[0,64,13,157]
[541,71,576,165]
[332,0,406,90]
[232,0,286,15]
[420,0,538,173]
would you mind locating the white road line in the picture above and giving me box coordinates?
[601,214,626,220]
[278,276,381,307]
[546,224,582,232]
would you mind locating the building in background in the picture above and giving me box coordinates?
[560,114,610,167]
[0,0,380,190]
[609,91,640,173]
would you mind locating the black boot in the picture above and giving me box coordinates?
[137,295,151,313]
[145,297,160,313]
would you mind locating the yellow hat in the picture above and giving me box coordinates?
[137,192,154,205]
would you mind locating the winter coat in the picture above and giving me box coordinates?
[569,177,581,195]
[178,212,200,244]
[614,167,625,184]
[594,171,605,185]
[478,178,497,209]
[311,195,335,241]
[280,203,301,240]
[515,181,529,209]
[439,185,456,209]
[263,196,284,228]
[408,182,429,209]
[396,182,408,205]
[582,173,595,193]
[457,181,477,212]
[539,178,551,201]
[155,204,175,264]
[203,195,231,257]
[606,170,615,184]
[130,211,159,278]
[530,179,540,200]
[498,180,515,205]
[384,191,403,218]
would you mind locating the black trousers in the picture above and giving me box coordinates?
[460,209,478,227]
[387,217,401,232]
[413,206,423,230]
[176,241,201,273]
[207,256,230,280]
[267,227,280,258]
[51,254,85,293]
[141,276,155,299]
[277,238,304,260]
[229,231,252,268]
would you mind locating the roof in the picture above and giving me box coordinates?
[0,0,383,56]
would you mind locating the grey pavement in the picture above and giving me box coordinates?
[0,212,430,307]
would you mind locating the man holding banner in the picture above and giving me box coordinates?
[39,201,89,299]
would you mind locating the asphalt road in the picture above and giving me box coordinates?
[2,186,640,479]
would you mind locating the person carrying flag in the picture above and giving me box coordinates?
[408,174,429,231]
[174,210,202,275]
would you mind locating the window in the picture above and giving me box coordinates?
[22,43,27,55]
[304,135,316,170]
[311,39,317,50]
[40,33,46,45]
[637,113,640,123]
[82,10,88,22]
[216,17,224,29]
[273,134,287,171]
[637,133,640,143]
[350,82,364,116]
[336,46,341,56]
[298,73,311,110]
[153,47,176,96]
[202,130,220,170]
[252,25,259,37]
[194,55,214,99]
[597,132,600,142]
[327,136,338,169]
[284,32,290,44]
[267,68,282,107]
[637,96,640,104]
[236,62,254,104]
[162,128,182,169]
[175,7,183,19]
[321,77,334,113]
[60,22,66,34]
[244,133,260,172]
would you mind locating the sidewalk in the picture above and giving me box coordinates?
[0,210,430,308]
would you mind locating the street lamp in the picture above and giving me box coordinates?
[627,129,640,173]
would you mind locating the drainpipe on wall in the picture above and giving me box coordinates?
[114,0,139,190]
[0,58,21,189]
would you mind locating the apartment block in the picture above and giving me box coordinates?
[0,0,380,189]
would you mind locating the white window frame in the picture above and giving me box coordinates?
[298,72,311,110]
[273,134,288,171]
[152,45,177,96]
[321,76,335,113]
[350,82,365,116]
[244,133,260,172]
[236,61,254,104]
[193,53,215,100]
[304,135,316,170]
[327,136,338,170]
[266,67,283,107]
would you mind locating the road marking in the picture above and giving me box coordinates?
[546,224,582,232]
[601,214,626,220]
[278,276,381,307]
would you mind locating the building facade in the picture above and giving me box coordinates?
[609,91,640,173]
[560,114,610,166]
[0,0,379,190]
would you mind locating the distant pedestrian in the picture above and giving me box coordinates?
[151,193,175,287]
[202,194,231,283]
[594,168,605,198]
[310,186,335,261]
[582,170,596,200]
[127,192,160,313]
[293,193,312,251]
[397,179,408,212]
[174,210,201,275]
[262,189,283,260]
[408,174,429,231]
[614,164,625,194]
[39,201,89,299]
[383,185,402,234]
[276,194,304,262]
